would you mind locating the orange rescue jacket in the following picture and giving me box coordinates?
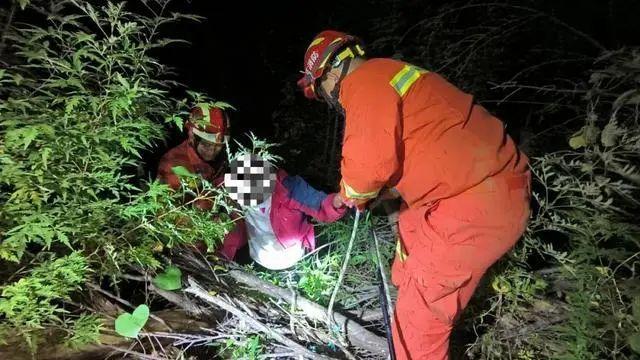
[338,58,528,208]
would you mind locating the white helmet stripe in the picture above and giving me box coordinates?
[192,128,220,143]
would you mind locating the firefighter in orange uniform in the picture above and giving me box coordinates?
[297,30,531,359]
[157,106,229,194]
[157,106,247,260]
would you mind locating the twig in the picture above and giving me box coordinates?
[232,295,261,319]
[288,273,297,336]
[88,283,172,331]
[327,211,361,327]
[288,313,351,359]
[398,3,606,51]
[372,228,394,322]
[346,308,384,322]
[150,334,167,357]
[298,239,339,262]
[0,1,16,58]
[268,298,315,343]
[601,251,640,285]
[144,332,158,357]
[184,277,335,360]
[103,344,165,360]
[139,331,223,346]
[226,268,389,355]
[261,353,297,359]
[499,314,569,341]
[120,274,147,282]
[123,268,216,317]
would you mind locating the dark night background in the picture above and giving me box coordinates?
[2,1,640,358]
[146,3,640,353]
[159,0,638,132]
[3,0,640,194]
[144,0,640,190]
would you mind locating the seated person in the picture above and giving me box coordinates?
[156,105,245,258]
[223,154,347,270]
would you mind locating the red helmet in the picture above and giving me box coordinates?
[297,30,365,100]
[186,105,230,144]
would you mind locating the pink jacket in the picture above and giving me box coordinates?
[218,169,346,260]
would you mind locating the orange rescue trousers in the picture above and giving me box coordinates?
[390,171,531,359]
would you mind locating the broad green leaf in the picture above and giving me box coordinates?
[115,304,149,338]
[569,133,586,149]
[569,125,600,149]
[18,0,30,10]
[210,101,236,111]
[492,276,511,294]
[171,166,197,178]
[152,266,182,291]
[194,103,210,126]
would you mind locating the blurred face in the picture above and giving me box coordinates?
[224,154,277,208]
[196,138,224,162]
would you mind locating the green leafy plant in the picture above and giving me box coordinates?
[64,314,103,349]
[251,214,394,319]
[0,252,88,350]
[0,0,232,352]
[227,335,265,360]
[465,49,640,360]
[114,304,150,338]
[230,132,284,165]
[152,265,182,291]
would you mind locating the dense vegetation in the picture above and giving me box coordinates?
[1,0,639,359]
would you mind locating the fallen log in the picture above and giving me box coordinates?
[0,309,208,360]
[184,277,335,360]
[347,308,384,322]
[226,268,390,356]
[121,273,211,317]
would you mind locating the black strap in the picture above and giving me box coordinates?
[330,56,352,100]
[371,226,397,360]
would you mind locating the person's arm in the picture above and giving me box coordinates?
[157,155,182,190]
[282,175,347,223]
[216,216,247,260]
[338,74,403,210]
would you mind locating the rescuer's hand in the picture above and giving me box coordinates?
[332,192,347,209]
[333,192,369,211]
[368,187,401,210]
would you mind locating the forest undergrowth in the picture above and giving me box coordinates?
[1,1,639,359]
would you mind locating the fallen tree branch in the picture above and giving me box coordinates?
[347,308,384,322]
[326,210,360,345]
[121,273,210,317]
[227,268,389,356]
[184,277,335,360]
[88,283,172,331]
[151,284,209,317]
[499,313,569,341]
[103,344,165,360]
